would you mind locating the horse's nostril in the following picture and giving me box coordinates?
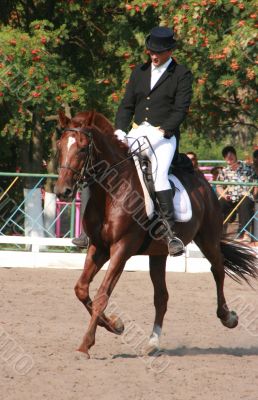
[54,184,73,200]
[64,188,72,198]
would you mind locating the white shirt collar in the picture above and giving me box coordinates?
[151,57,172,72]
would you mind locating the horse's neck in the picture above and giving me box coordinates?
[92,112,114,135]
[91,131,142,199]
[92,129,126,165]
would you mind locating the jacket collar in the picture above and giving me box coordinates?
[140,58,177,94]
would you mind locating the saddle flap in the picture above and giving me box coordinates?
[133,155,192,222]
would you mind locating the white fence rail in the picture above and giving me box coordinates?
[0,235,214,272]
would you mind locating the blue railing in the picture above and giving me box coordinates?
[0,171,257,252]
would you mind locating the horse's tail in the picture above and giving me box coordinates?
[221,240,258,285]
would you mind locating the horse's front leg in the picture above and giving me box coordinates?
[147,255,168,354]
[77,244,130,357]
[74,245,124,335]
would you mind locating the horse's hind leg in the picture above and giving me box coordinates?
[74,245,124,336]
[194,234,238,329]
[146,255,169,353]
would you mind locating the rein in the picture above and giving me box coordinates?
[84,148,140,187]
[58,126,143,189]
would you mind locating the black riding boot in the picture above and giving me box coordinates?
[72,230,89,248]
[155,189,185,256]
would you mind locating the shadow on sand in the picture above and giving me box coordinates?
[112,346,258,359]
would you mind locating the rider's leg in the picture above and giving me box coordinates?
[149,134,185,256]
[127,125,184,256]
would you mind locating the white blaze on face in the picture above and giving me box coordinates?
[67,136,76,151]
[64,136,76,166]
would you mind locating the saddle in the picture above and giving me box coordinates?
[133,152,193,223]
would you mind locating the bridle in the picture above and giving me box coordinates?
[57,126,152,189]
[58,127,95,188]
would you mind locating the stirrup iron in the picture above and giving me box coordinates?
[167,236,185,257]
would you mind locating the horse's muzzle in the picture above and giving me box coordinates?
[54,183,74,201]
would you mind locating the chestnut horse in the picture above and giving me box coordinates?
[55,110,257,358]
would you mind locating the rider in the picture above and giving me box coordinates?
[114,26,193,256]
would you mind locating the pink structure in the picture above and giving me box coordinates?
[199,166,213,181]
[55,192,81,238]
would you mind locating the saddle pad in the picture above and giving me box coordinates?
[132,155,192,222]
[168,174,192,222]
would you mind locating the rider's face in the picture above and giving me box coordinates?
[148,50,172,67]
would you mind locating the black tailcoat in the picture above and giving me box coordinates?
[115,59,193,142]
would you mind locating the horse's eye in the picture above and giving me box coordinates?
[78,147,88,154]
[56,127,62,138]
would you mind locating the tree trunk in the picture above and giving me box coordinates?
[44,128,58,237]
[21,112,45,239]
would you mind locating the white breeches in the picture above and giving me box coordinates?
[127,123,176,191]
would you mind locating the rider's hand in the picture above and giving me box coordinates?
[158,128,165,136]
[114,129,127,144]
[159,128,172,139]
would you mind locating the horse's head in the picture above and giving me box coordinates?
[54,111,94,200]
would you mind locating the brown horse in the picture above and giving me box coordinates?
[54,110,257,358]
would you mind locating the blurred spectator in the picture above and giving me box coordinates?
[211,166,223,181]
[186,151,199,171]
[252,149,258,176]
[216,145,255,241]
[210,166,223,193]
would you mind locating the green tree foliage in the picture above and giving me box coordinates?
[0,20,86,173]
[121,0,257,148]
[0,0,257,170]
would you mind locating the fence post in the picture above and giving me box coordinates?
[70,200,75,238]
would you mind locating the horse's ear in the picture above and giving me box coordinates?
[58,110,70,128]
[87,110,96,127]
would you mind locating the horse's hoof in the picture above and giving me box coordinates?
[76,347,91,359]
[220,310,238,329]
[144,336,160,356]
[109,315,124,335]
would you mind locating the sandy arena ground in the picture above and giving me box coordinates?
[0,267,258,400]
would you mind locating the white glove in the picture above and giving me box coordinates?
[114,129,127,144]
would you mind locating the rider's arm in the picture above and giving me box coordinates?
[160,67,193,138]
[216,170,228,200]
[216,185,227,199]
